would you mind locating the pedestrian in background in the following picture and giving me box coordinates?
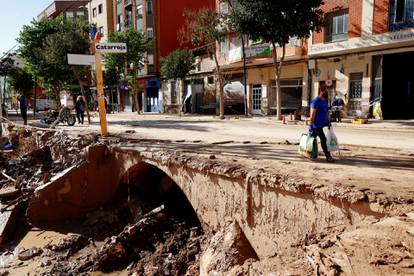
[75,96,85,124]
[307,89,333,162]
[331,95,345,122]
[18,95,28,125]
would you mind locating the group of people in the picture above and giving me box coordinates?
[15,95,87,126]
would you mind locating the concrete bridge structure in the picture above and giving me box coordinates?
[27,144,389,258]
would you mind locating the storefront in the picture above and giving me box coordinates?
[138,76,161,113]
[309,55,371,118]
[246,63,308,116]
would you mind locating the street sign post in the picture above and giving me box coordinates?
[67,54,95,66]
[94,42,127,137]
[95,43,127,54]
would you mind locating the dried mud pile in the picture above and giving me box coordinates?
[0,124,205,275]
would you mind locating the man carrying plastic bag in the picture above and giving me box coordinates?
[298,132,318,159]
[303,88,334,162]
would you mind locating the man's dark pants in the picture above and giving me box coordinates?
[21,108,27,125]
[312,128,332,159]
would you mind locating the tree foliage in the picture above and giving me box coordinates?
[104,28,148,80]
[18,16,70,99]
[0,53,17,77]
[229,0,325,119]
[8,67,33,97]
[179,8,228,119]
[160,49,195,80]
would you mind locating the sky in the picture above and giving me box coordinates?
[0,0,53,56]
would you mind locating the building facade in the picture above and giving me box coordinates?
[308,0,414,119]
[113,0,215,113]
[88,0,115,42]
[38,0,89,20]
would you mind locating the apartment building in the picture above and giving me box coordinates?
[88,0,114,42]
[308,0,414,119]
[38,0,89,20]
[113,0,215,113]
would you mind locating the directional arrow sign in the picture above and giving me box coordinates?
[68,54,96,65]
[95,43,127,54]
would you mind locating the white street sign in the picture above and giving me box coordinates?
[68,54,95,65]
[95,43,127,53]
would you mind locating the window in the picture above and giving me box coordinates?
[98,4,103,14]
[326,11,348,42]
[66,11,74,18]
[171,82,177,104]
[136,4,143,17]
[395,0,405,22]
[147,1,152,14]
[77,10,85,18]
[92,8,97,17]
[99,27,104,37]
[348,73,363,115]
[148,54,154,65]
[147,28,153,39]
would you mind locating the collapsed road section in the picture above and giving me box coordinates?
[0,122,414,275]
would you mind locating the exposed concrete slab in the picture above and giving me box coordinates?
[0,203,21,245]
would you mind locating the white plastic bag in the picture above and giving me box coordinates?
[326,128,339,152]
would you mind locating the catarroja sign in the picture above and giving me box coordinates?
[95,43,127,53]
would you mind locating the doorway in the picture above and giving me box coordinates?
[252,85,262,114]
[382,52,414,119]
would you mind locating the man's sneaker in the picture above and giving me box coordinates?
[326,156,334,162]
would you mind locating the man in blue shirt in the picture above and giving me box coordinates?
[308,88,333,162]
[18,96,28,125]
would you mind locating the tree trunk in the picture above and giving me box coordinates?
[179,79,185,116]
[33,78,37,119]
[0,76,4,120]
[241,35,248,118]
[271,42,286,121]
[133,93,140,114]
[213,52,224,120]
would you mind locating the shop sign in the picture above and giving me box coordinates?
[229,44,271,63]
[310,29,414,56]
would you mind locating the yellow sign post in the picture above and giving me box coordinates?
[94,50,108,136]
[93,42,127,137]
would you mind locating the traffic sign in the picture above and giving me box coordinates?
[95,43,127,53]
[67,54,95,65]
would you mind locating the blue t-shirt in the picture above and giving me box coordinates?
[19,98,28,109]
[310,96,329,129]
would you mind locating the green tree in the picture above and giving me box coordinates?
[230,0,325,119]
[0,53,18,119]
[43,16,92,122]
[104,28,148,113]
[179,8,228,119]
[160,49,195,115]
[8,67,33,98]
[18,16,71,106]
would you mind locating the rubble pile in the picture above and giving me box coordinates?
[42,205,203,275]
[0,123,205,275]
[0,125,99,219]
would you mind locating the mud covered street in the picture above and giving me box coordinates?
[0,121,414,275]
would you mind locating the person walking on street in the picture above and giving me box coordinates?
[75,96,85,124]
[18,95,28,125]
[331,95,344,122]
[308,89,333,162]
